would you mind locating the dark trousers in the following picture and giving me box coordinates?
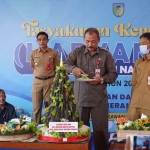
[77,105,108,150]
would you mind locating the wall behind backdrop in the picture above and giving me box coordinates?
[0,0,150,132]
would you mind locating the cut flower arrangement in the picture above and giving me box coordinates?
[116,115,150,131]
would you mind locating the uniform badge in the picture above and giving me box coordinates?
[96,58,101,68]
[95,59,101,76]
[95,69,100,76]
[136,68,140,70]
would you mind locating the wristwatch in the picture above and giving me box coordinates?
[100,78,104,84]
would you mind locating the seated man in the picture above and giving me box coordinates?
[0,89,17,124]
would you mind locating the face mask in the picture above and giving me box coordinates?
[139,45,150,55]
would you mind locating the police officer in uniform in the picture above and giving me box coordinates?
[30,31,60,124]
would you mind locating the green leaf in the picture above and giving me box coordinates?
[67,86,71,92]
[49,102,56,107]
[65,132,76,138]
[59,78,63,83]
[44,106,50,112]
[70,94,75,98]
[78,121,84,128]
[50,130,61,138]
[64,84,67,88]
[26,122,37,132]
[59,102,63,108]
[66,80,71,85]
[54,87,60,93]
[51,108,56,116]
[73,100,77,105]
[59,94,63,101]
[138,126,144,130]
[60,73,65,78]
[68,110,71,116]
[143,123,150,127]
[74,110,79,118]
[130,126,136,130]
[36,129,42,136]
[123,126,128,130]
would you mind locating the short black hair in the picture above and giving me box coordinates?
[36,31,48,39]
[116,5,121,8]
[84,28,100,40]
[140,32,150,40]
[0,89,5,95]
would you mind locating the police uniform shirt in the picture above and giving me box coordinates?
[30,47,60,78]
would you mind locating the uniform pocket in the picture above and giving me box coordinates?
[76,59,87,67]
[48,57,54,64]
[47,56,54,70]
[34,56,40,64]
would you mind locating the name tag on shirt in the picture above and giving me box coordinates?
[148,76,150,85]
[95,69,100,76]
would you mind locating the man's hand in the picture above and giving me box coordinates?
[72,67,84,76]
[90,75,103,85]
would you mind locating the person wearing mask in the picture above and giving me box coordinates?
[0,89,16,124]
[64,28,118,150]
[127,32,150,121]
[30,31,60,124]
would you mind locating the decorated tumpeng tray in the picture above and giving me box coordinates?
[36,65,91,143]
[0,118,37,141]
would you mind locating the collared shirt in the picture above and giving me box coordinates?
[64,45,118,107]
[0,102,17,124]
[30,47,60,78]
[130,56,150,110]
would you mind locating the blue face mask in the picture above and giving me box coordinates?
[140,45,150,55]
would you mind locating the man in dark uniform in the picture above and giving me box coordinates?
[30,31,60,124]
[0,89,16,124]
[64,28,118,150]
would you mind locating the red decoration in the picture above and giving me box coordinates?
[47,64,50,70]
[38,135,89,143]
[96,61,100,65]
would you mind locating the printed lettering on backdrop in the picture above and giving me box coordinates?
[1,1,150,131]
[15,19,144,113]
